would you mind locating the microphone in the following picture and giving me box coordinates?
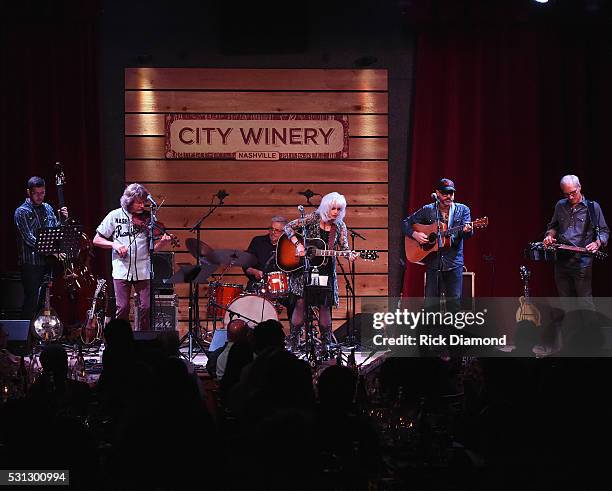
[348,227,366,240]
[216,189,229,203]
[431,192,439,202]
[147,194,159,207]
[297,205,305,213]
[298,189,318,199]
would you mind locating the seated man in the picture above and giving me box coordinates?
[216,319,251,380]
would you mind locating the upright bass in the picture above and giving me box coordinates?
[49,163,100,339]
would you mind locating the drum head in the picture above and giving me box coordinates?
[224,294,279,327]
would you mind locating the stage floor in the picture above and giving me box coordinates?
[76,342,390,385]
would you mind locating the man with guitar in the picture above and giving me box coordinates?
[93,183,172,331]
[14,176,69,321]
[403,178,474,310]
[543,175,608,301]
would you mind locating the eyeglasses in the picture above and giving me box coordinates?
[269,227,284,234]
[563,188,580,198]
[438,190,454,196]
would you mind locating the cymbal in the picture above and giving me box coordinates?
[185,238,214,259]
[206,249,257,267]
[165,263,218,284]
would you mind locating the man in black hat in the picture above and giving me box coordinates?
[403,178,474,309]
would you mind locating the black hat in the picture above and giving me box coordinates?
[437,178,456,193]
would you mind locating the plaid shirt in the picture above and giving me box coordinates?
[14,199,60,266]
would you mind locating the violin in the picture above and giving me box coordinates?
[132,210,180,248]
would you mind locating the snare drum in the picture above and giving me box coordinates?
[223,294,279,328]
[207,282,244,318]
[265,271,289,298]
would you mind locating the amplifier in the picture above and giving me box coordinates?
[134,293,179,331]
[153,252,175,289]
[423,270,475,312]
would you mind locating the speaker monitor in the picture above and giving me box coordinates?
[0,319,30,356]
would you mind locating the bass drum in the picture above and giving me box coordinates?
[223,294,278,328]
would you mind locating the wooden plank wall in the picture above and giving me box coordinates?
[124,68,388,336]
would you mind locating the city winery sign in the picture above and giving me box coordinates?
[165,114,349,160]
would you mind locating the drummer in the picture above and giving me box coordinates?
[243,215,288,291]
[243,216,294,319]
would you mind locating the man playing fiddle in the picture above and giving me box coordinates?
[93,183,171,330]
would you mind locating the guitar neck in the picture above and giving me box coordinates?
[314,249,353,258]
[44,285,51,311]
[556,244,588,253]
[442,222,472,237]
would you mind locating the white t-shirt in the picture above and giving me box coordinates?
[96,207,151,281]
[216,341,234,379]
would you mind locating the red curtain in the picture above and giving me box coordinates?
[403,22,612,298]
[0,1,102,273]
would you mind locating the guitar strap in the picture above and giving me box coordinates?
[328,223,337,250]
[586,199,600,243]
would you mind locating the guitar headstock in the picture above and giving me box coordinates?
[519,265,531,282]
[95,278,106,297]
[359,250,379,261]
[473,217,489,229]
[54,162,65,186]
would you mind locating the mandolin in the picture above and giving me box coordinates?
[81,279,106,345]
[405,217,489,264]
[516,265,541,326]
[276,233,378,273]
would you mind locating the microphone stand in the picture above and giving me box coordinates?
[148,203,158,331]
[299,207,318,365]
[335,259,354,365]
[346,228,364,347]
[434,196,444,313]
[182,196,224,354]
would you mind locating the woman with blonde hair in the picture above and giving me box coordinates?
[284,192,356,350]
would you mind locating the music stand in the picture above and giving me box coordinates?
[36,225,81,257]
[171,263,217,361]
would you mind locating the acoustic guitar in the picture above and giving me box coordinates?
[405,217,489,264]
[276,233,378,273]
[516,265,541,326]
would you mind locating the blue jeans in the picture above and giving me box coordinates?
[424,266,463,312]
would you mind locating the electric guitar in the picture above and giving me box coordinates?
[276,233,378,273]
[32,281,63,342]
[516,265,541,326]
[405,217,489,264]
[81,279,106,345]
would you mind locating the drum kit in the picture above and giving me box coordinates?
[183,238,290,330]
